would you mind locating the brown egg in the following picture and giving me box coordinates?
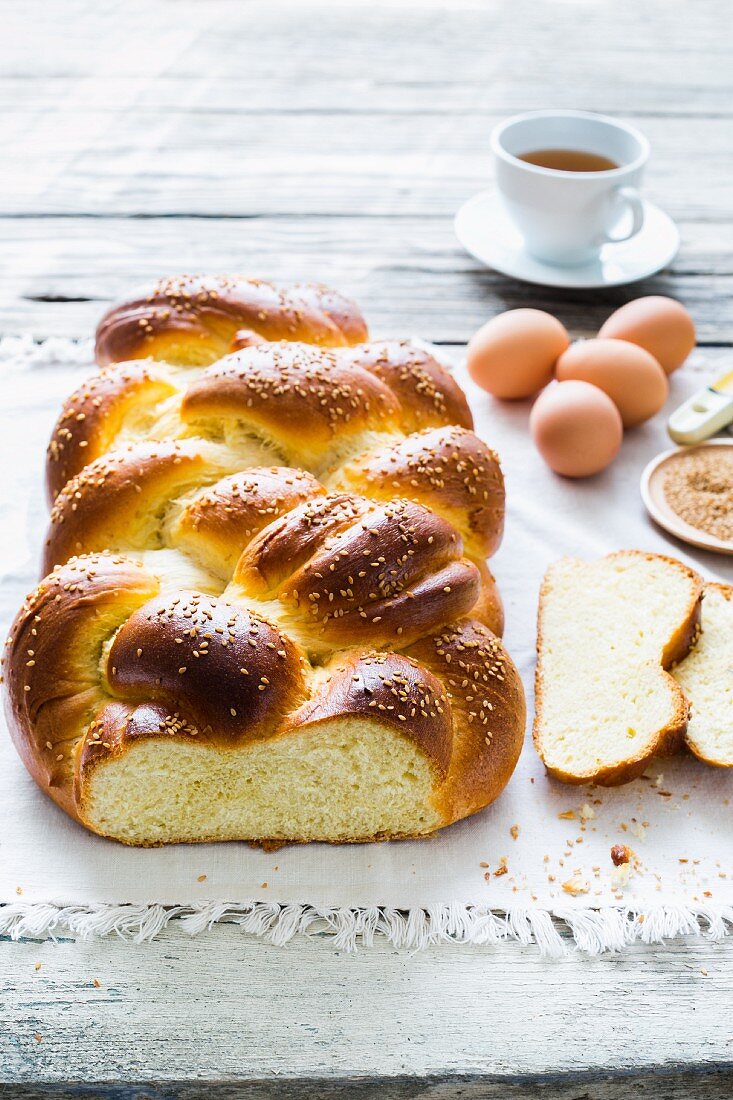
[530,381,623,478]
[466,309,569,399]
[599,296,696,375]
[556,339,668,428]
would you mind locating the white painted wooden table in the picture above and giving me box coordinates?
[2,1,733,1095]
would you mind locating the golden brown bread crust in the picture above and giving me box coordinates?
[77,701,200,792]
[181,343,401,459]
[43,341,503,570]
[43,440,241,574]
[287,650,453,779]
[76,646,457,832]
[233,494,481,650]
[406,620,526,819]
[344,341,473,432]
[46,362,178,503]
[329,426,505,558]
[95,276,369,367]
[3,555,159,822]
[533,550,703,787]
[107,592,307,744]
[42,447,502,649]
[4,281,525,844]
[472,561,505,638]
[170,466,325,577]
[76,690,417,811]
[53,340,479,493]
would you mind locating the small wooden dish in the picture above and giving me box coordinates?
[640,439,733,555]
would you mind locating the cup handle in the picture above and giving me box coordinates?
[605,186,645,243]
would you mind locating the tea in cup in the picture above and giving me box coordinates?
[491,110,650,266]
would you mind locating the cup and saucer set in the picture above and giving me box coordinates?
[455,110,679,289]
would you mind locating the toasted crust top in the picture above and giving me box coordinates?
[46,362,178,502]
[181,342,401,453]
[345,341,473,432]
[95,276,369,366]
[330,425,505,558]
[107,592,307,744]
[233,494,481,649]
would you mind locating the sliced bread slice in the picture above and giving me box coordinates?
[535,551,702,785]
[673,583,733,768]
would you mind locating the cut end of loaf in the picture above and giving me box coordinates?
[534,551,702,786]
[79,718,442,845]
[674,583,733,768]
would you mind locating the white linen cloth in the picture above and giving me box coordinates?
[0,336,731,942]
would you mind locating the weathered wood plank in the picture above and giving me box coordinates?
[1,216,731,343]
[2,4,732,220]
[5,76,733,118]
[5,1072,733,1099]
[2,926,733,1092]
[4,109,733,220]
[3,0,732,116]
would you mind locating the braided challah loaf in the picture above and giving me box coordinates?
[4,278,525,846]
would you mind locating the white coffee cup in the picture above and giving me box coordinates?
[491,110,650,266]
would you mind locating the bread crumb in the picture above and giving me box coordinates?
[92,978,101,989]
[510,824,520,840]
[34,962,41,972]
[579,802,595,822]
[34,1033,42,1043]
[611,844,631,866]
[197,874,207,882]
[494,857,508,877]
[562,874,590,896]
[558,810,576,820]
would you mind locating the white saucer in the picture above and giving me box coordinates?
[454,189,679,289]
